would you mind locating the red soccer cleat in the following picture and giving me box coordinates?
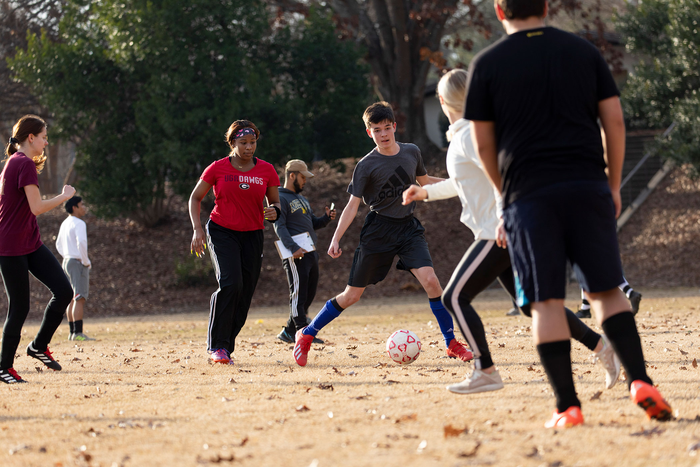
[544,406,584,428]
[294,328,314,367]
[446,339,474,362]
[210,349,230,364]
[630,380,673,421]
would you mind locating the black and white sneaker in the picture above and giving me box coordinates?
[575,308,592,319]
[629,290,643,315]
[0,368,27,384]
[26,343,62,371]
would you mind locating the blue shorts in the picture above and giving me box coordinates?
[503,181,624,307]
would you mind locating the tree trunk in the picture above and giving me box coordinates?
[329,0,457,161]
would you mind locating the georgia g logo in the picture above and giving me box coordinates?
[239,183,250,190]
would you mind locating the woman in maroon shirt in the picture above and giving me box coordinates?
[0,115,76,384]
[189,120,280,365]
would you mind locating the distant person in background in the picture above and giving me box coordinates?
[0,115,75,383]
[274,160,336,345]
[56,195,95,341]
[189,120,280,365]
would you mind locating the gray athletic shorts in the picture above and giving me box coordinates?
[62,258,90,300]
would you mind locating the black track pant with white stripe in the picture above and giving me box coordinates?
[282,251,319,334]
[443,239,601,370]
[0,245,73,370]
[206,220,264,354]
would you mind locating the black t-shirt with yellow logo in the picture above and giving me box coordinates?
[464,26,619,207]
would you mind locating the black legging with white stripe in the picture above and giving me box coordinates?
[442,239,601,370]
[205,220,264,354]
[282,251,319,333]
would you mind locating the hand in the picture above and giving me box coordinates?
[263,205,277,221]
[292,248,307,259]
[610,188,622,219]
[402,185,427,205]
[191,227,207,257]
[62,185,76,199]
[328,239,342,259]
[496,218,508,249]
[325,206,337,220]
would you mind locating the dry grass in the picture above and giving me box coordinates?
[1,288,698,467]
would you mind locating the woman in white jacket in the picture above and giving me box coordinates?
[403,70,619,394]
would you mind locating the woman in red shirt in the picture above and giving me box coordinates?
[0,115,77,383]
[189,120,280,364]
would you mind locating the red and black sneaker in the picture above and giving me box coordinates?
[630,380,673,421]
[27,343,62,371]
[446,339,474,362]
[0,368,27,384]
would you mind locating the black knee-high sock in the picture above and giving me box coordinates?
[69,321,75,334]
[537,340,581,413]
[601,312,652,387]
[74,320,83,334]
[565,307,600,351]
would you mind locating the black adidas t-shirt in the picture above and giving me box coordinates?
[464,26,620,207]
[347,142,427,218]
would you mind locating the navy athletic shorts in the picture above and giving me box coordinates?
[348,212,433,288]
[503,180,624,307]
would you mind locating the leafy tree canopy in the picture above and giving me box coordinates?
[10,0,371,225]
[616,0,700,172]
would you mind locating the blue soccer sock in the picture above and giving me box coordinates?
[303,298,343,337]
[429,297,456,347]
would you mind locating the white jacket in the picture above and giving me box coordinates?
[56,216,91,267]
[424,119,502,241]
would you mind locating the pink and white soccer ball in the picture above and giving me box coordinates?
[386,330,421,364]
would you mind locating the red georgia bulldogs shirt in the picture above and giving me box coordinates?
[201,157,280,231]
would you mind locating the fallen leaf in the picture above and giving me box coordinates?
[317,383,333,391]
[295,405,310,412]
[693,358,698,368]
[395,413,417,424]
[443,424,467,438]
[680,349,689,355]
[590,391,602,401]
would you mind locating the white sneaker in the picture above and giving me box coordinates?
[594,334,620,389]
[446,369,504,394]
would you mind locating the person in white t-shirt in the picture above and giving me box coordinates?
[56,196,95,341]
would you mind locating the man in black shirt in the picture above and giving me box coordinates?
[465,0,672,427]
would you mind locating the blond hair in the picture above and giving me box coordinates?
[437,69,468,116]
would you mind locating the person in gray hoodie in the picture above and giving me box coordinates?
[274,160,336,344]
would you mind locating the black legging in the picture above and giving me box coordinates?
[442,239,600,370]
[205,220,264,354]
[282,251,320,333]
[0,244,73,369]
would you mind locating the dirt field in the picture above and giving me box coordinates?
[1,287,698,467]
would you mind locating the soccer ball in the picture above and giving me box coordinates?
[386,330,421,365]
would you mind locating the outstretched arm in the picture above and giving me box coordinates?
[328,195,361,259]
[25,184,75,216]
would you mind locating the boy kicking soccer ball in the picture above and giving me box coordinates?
[293,102,472,367]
